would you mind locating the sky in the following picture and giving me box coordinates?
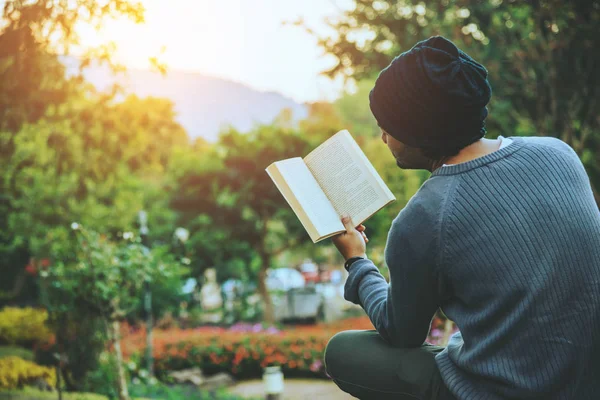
[77,0,353,103]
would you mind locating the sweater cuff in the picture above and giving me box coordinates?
[343,258,379,304]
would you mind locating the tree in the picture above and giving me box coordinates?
[1,88,188,304]
[41,225,184,400]
[0,0,144,130]
[172,126,315,323]
[0,0,149,303]
[306,0,600,205]
[1,97,169,245]
[333,80,380,138]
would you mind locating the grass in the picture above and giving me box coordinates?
[0,386,253,400]
[0,388,109,400]
[129,383,252,400]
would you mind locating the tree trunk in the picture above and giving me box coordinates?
[109,319,130,400]
[257,252,275,324]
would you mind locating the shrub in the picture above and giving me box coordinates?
[0,307,53,347]
[80,351,119,399]
[0,346,35,361]
[0,356,56,390]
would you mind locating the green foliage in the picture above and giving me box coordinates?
[0,90,188,311]
[0,307,52,347]
[0,346,34,361]
[0,0,144,130]
[0,356,56,390]
[43,226,185,321]
[38,227,186,393]
[0,0,187,307]
[333,80,380,138]
[0,1,193,398]
[0,0,149,300]
[171,125,317,321]
[81,352,120,399]
[309,0,600,203]
[3,92,188,257]
[298,103,346,144]
[0,388,122,400]
[0,388,244,400]
[36,316,107,393]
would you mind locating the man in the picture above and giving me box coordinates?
[325,36,600,400]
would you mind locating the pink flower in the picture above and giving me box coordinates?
[309,360,323,372]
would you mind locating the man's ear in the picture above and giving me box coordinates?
[381,130,388,144]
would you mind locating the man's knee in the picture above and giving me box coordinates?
[324,330,357,378]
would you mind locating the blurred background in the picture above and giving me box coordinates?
[0,0,598,399]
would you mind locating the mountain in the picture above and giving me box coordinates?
[64,58,308,142]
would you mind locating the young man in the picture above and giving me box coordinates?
[326,36,600,400]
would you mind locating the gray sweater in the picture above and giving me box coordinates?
[345,136,600,399]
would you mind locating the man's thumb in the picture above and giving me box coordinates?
[341,215,354,233]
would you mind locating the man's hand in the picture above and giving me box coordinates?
[332,215,368,261]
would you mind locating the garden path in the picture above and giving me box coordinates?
[229,378,353,399]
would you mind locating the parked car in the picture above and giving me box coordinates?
[266,268,305,291]
[272,286,324,323]
[267,267,324,323]
[299,260,320,284]
[220,269,325,324]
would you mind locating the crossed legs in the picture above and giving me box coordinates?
[324,330,453,400]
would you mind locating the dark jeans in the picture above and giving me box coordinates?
[324,330,456,400]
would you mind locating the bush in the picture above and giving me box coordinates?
[0,307,53,347]
[0,346,35,361]
[80,351,119,399]
[0,356,56,390]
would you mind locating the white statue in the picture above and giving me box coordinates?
[200,268,223,323]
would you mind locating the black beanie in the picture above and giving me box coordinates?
[369,36,492,151]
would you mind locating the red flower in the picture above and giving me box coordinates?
[25,264,37,276]
[40,258,51,269]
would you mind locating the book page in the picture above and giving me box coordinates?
[304,130,396,228]
[266,158,345,242]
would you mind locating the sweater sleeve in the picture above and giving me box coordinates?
[344,177,453,348]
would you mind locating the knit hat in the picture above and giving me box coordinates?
[369,36,492,151]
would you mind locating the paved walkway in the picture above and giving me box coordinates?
[229,378,353,400]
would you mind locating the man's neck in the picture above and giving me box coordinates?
[431,138,502,171]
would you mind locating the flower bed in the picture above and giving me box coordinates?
[123,316,451,380]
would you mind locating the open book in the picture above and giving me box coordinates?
[266,130,396,243]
